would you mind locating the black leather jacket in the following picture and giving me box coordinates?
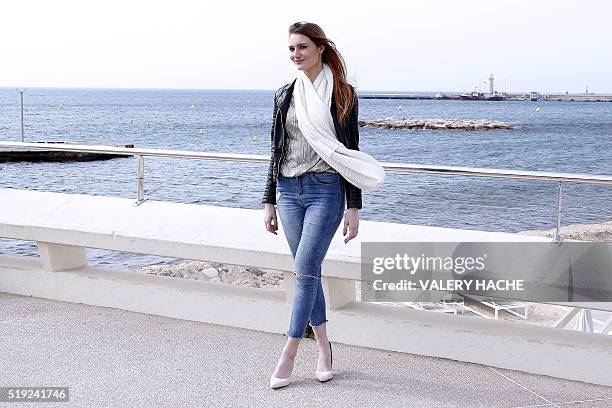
[261,80,363,209]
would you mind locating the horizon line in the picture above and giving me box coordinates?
[1,85,610,95]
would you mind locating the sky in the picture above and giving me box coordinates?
[2,0,611,93]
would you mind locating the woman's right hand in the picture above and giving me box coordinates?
[264,203,278,235]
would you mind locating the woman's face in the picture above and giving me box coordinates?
[288,33,323,72]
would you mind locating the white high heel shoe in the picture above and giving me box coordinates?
[315,370,333,382]
[315,341,334,382]
[269,375,291,389]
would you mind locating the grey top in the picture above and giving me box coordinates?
[279,95,337,177]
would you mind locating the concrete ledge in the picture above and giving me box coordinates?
[0,187,549,281]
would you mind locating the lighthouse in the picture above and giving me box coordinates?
[488,73,495,95]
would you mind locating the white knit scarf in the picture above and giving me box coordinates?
[293,63,385,192]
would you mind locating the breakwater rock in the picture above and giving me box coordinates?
[359,117,513,130]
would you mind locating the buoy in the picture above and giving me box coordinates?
[535,106,541,112]
[252,135,257,141]
[59,103,64,109]
[129,119,133,124]
[170,123,176,130]
[191,104,197,112]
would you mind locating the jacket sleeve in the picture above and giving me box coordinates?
[345,94,363,209]
[261,94,279,206]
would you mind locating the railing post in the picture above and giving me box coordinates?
[134,154,146,206]
[554,181,564,243]
[18,89,25,142]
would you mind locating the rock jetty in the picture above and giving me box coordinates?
[359,118,513,130]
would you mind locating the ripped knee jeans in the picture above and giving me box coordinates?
[276,172,345,339]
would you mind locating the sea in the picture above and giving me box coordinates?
[1,87,611,268]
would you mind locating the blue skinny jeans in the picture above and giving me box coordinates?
[276,171,345,339]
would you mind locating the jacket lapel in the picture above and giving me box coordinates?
[279,80,296,119]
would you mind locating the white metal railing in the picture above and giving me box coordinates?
[3,141,612,243]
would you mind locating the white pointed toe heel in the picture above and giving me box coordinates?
[315,370,333,382]
[269,376,291,389]
[315,340,334,382]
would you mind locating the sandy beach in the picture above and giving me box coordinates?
[517,220,612,241]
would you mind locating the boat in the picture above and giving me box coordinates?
[459,91,508,101]
[459,91,481,100]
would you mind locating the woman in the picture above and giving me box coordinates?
[262,21,362,389]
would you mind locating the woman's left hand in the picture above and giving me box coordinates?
[343,208,359,244]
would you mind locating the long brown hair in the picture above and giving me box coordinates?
[288,21,356,125]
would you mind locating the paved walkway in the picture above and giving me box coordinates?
[1,292,611,408]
